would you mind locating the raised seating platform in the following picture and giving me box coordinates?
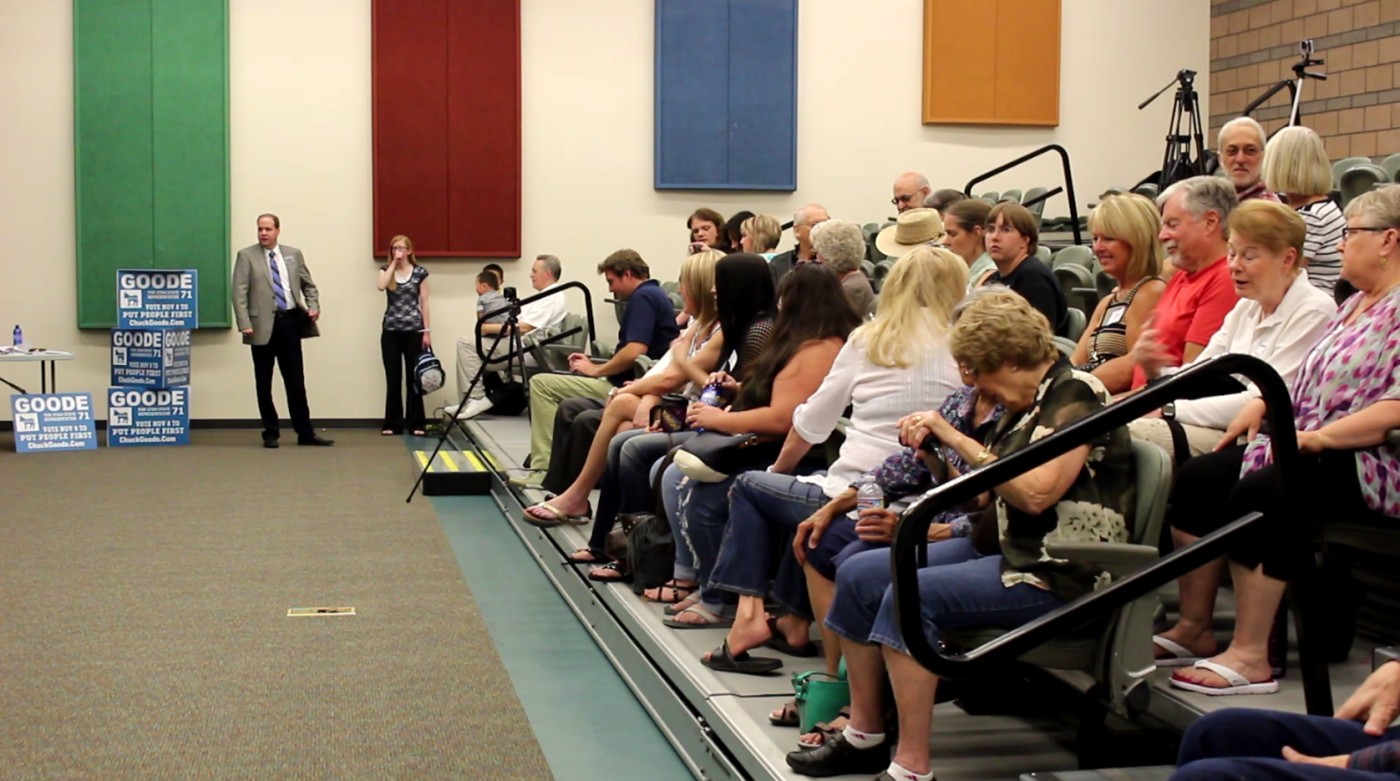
[448,413,1382,780]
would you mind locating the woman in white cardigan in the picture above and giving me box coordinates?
[694,246,966,676]
[1129,200,1336,462]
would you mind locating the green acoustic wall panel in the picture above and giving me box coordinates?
[75,0,230,328]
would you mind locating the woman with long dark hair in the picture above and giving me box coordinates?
[661,264,863,627]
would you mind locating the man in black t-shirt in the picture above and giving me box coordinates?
[986,202,1068,336]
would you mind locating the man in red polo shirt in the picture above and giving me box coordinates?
[1131,176,1240,390]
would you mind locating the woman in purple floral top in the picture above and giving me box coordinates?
[1156,187,1400,698]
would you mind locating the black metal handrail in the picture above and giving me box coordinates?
[473,281,596,363]
[891,354,1335,714]
[963,144,1083,246]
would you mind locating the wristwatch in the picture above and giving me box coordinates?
[1161,402,1177,420]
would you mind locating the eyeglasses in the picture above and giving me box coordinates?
[890,194,917,206]
[390,245,409,251]
[1341,226,1390,240]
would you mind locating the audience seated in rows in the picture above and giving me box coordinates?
[941,198,994,292]
[1263,125,1350,303]
[526,250,679,470]
[448,255,568,420]
[1072,193,1167,393]
[661,265,861,627]
[1156,186,1400,696]
[525,250,724,516]
[812,220,878,319]
[788,290,1138,780]
[1130,176,1240,390]
[1219,116,1280,204]
[770,204,829,285]
[694,247,966,677]
[1130,201,1336,464]
[985,202,1069,337]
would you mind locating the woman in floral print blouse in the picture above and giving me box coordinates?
[1160,186,1400,698]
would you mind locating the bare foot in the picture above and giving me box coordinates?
[541,492,588,517]
[715,610,771,657]
[798,710,849,748]
[772,613,813,650]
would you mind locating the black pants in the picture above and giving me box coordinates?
[1169,445,1385,579]
[251,312,312,441]
[541,396,605,494]
[381,330,425,432]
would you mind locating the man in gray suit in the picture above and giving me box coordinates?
[232,213,333,448]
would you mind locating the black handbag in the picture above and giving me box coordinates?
[673,431,780,483]
[482,372,526,416]
[649,393,690,434]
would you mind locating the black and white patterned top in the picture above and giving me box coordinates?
[381,265,429,332]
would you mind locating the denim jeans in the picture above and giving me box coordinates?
[825,538,1065,654]
[708,470,828,619]
[662,462,738,613]
[1171,708,1400,780]
[586,430,694,554]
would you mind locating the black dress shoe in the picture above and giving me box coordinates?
[297,434,335,446]
[263,439,279,449]
[785,732,889,777]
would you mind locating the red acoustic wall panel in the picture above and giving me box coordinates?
[372,0,521,258]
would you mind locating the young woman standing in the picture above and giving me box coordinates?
[376,235,432,436]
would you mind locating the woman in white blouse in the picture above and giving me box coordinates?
[1129,200,1335,462]
[694,246,966,675]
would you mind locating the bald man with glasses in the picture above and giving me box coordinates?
[891,171,932,214]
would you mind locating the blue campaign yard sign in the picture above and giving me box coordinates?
[107,387,191,447]
[10,393,98,453]
[110,329,191,388]
[117,269,198,329]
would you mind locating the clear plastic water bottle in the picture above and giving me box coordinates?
[694,382,722,433]
[11,324,21,347]
[850,474,884,520]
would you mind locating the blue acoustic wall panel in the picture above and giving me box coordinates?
[655,0,797,191]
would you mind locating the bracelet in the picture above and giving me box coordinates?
[421,328,431,333]
[972,448,993,467]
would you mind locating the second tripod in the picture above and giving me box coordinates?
[1139,68,1212,190]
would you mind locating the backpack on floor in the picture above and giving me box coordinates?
[414,348,445,395]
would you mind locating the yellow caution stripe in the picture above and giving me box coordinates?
[414,450,490,473]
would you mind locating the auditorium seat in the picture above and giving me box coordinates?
[1340,163,1389,209]
[1331,156,1371,189]
[1382,152,1400,183]
[1063,306,1087,342]
[1051,245,1095,271]
[942,440,1172,728]
[1000,189,1023,203]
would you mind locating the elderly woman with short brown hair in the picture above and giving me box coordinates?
[790,290,1138,779]
[813,219,877,319]
[1159,186,1400,697]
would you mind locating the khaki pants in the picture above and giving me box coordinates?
[454,329,549,401]
[529,373,614,467]
[1128,417,1226,463]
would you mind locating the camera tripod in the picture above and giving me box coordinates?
[1244,39,1327,128]
[1139,68,1213,190]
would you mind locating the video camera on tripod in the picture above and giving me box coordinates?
[1244,39,1327,127]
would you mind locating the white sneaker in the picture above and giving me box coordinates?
[460,397,494,419]
[442,402,462,417]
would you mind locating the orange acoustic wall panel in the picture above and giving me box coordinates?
[372,0,521,258]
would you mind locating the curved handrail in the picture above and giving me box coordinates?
[963,144,1082,246]
[473,281,596,362]
[890,354,1333,714]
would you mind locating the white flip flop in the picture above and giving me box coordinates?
[1169,659,1279,696]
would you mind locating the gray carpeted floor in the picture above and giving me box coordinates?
[0,430,551,779]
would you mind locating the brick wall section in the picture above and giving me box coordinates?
[1210,0,1400,160]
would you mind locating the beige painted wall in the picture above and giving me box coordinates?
[0,0,1209,422]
